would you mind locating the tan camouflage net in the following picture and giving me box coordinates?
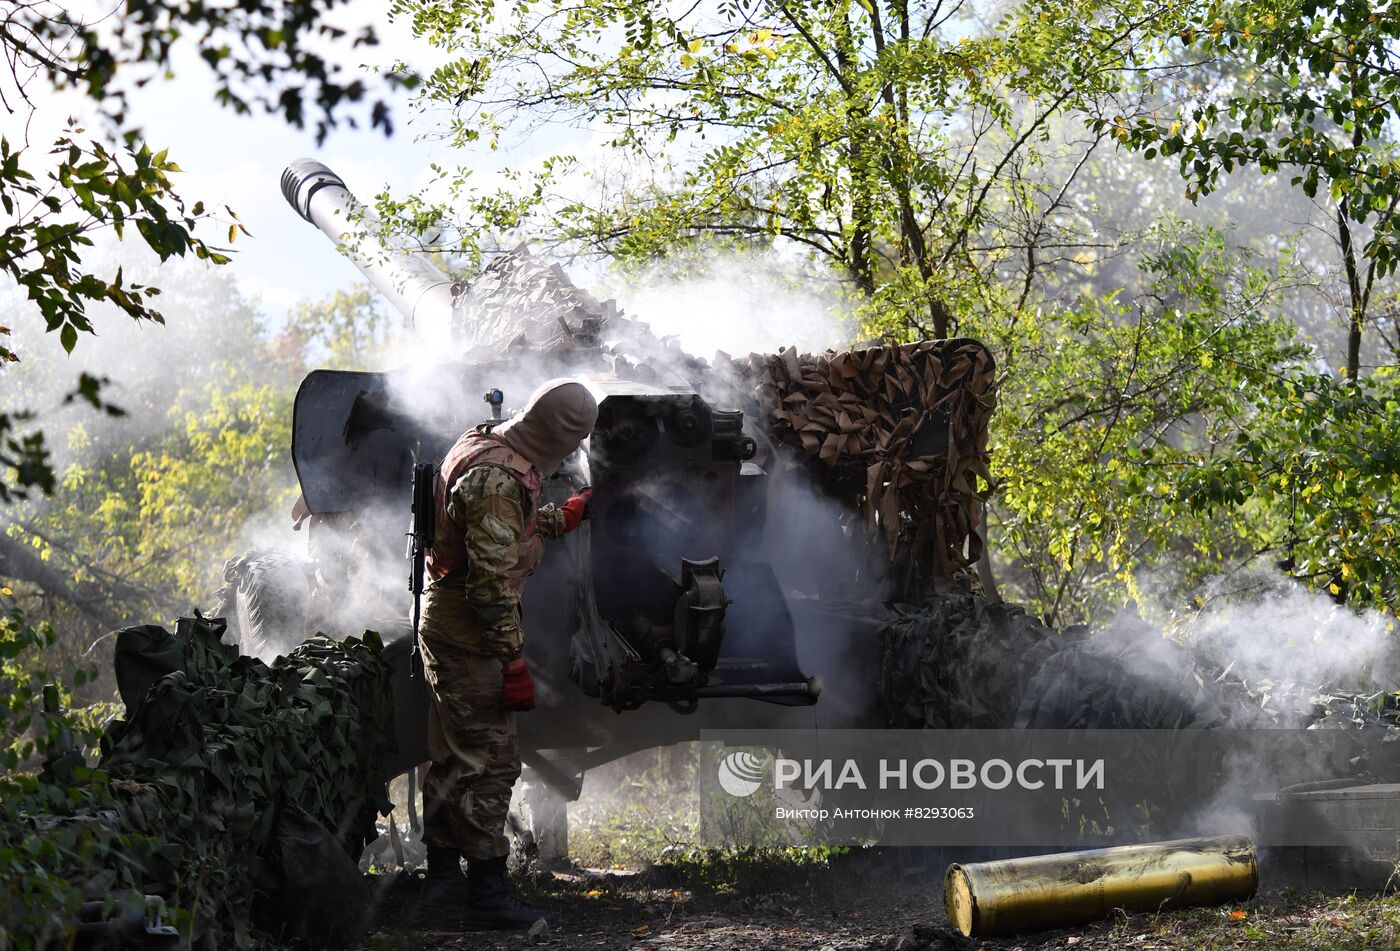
[735,339,997,597]
[455,244,624,355]
[452,244,700,380]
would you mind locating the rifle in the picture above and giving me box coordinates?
[408,460,438,677]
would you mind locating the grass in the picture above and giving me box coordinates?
[1084,889,1400,949]
[567,745,701,869]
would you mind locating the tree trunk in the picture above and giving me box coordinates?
[0,530,125,630]
[832,2,876,297]
[1338,201,1364,379]
[865,0,948,338]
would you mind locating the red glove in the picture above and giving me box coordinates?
[561,488,593,533]
[501,659,536,712]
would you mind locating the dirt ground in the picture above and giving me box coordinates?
[367,853,1400,951]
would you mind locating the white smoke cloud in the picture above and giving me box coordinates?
[1181,566,1396,698]
[1102,565,1400,849]
[0,244,279,469]
[603,253,856,363]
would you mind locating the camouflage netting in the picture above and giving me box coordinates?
[875,587,1391,839]
[1016,618,1225,731]
[880,586,1227,733]
[454,244,617,355]
[881,586,1058,728]
[452,244,689,372]
[27,616,394,948]
[737,339,997,597]
[879,585,1400,771]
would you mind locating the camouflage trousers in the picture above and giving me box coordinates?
[419,634,520,860]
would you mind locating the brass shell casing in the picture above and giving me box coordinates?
[944,835,1258,938]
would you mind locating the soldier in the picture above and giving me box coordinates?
[418,378,597,926]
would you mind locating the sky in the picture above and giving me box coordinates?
[0,1,596,322]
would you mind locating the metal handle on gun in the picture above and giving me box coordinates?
[408,461,438,680]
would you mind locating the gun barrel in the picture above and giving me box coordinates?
[280,159,456,341]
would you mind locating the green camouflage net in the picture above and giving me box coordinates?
[881,585,1058,729]
[877,586,1400,841]
[881,587,1225,732]
[4,616,393,949]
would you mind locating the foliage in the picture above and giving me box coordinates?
[1103,890,1400,950]
[655,845,845,895]
[0,128,222,500]
[986,222,1307,622]
[43,380,295,609]
[285,283,404,370]
[0,600,117,950]
[384,0,1187,336]
[0,408,52,504]
[1074,0,1400,612]
[1,133,225,357]
[1179,368,1400,613]
[0,369,128,504]
[1099,0,1400,375]
[5,0,403,144]
[2,264,298,651]
[570,746,700,870]
[1108,0,1400,264]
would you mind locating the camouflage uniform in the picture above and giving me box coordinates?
[420,429,567,860]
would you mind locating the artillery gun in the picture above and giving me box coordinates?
[216,159,997,847]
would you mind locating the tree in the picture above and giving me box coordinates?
[1178,367,1400,614]
[990,220,1307,623]
[1102,0,1400,377]
[384,0,1189,340]
[1079,0,1400,610]
[1,261,299,666]
[284,284,404,370]
[1,0,407,500]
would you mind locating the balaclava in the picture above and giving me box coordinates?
[495,379,598,475]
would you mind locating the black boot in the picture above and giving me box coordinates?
[463,856,548,928]
[419,846,471,913]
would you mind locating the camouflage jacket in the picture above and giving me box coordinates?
[421,433,568,662]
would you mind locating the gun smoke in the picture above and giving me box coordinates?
[1108,565,1400,845]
